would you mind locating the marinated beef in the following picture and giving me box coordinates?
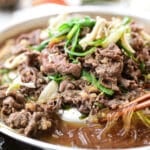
[1,92,25,115]
[11,30,41,55]
[83,44,123,91]
[41,48,81,77]
[0,16,149,141]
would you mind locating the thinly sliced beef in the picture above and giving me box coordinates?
[131,32,144,51]
[52,89,101,114]
[6,110,31,128]
[41,49,81,77]
[26,51,41,69]
[5,103,53,137]
[1,92,25,115]
[12,30,41,55]
[16,29,41,46]
[24,111,52,136]
[122,58,141,81]
[59,79,76,92]
[119,77,138,89]
[83,44,123,91]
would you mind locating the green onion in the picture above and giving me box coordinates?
[71,28,80,52]
[120,33,135,54]
[82,70,114,96]
[65,45,96,57]
[33,39,50,52]
[58,23,71,32]
[54,28,71,38]
[89,38,105,47]
[139,61,146,73]
[67,24,80,40]
[48,74,64,83]
[94,102,105,109]
[0,69,9,75]
[122,16,132,25]
[102,25,129,48]
[59,16,95,29]
[77,16,95,28]
[79,114,88,120]
[101,17,132,48]
[62,104,71,110]
[144,74,150,81]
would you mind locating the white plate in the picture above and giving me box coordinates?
[0,7,149,150]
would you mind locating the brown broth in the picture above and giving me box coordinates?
[38,120,150,149]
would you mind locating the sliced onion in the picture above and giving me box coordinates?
[79,16,106,49]
[120,32,135,54]
[140,31,150,41]
[58,108,87,123]
[48,13,68,30]
[6,76,35,95]
[4,53,27,69]
[38,80,58,104]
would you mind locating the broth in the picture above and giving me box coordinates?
[39,120,150,149]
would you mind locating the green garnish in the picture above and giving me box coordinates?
[139,61,146,73]
[33,16,95,52]
[62,104,71,110]
[94,102,105,109]
[33,39,50,52]
[0,69,9,75]
[65,45,96,57]
[82,70,114,96]
[48,74,64,83]
[79,114,88,120]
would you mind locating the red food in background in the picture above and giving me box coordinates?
[32,0,67,5]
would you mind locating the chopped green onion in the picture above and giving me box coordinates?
[89,38,105,47]
[122,16,132,25]
[77,16,95,28]
[101,17,131,48]
[67,24,80,40]
[102,25,129,48]
[144,74,150,81]
[48,74,64,83]
[65,45,96,57]
[94,102,105,109]
[58,23,71,32]
[0,69,9,75]
[33,39,50,52]
[120,33,135,54]
[62,104,71,110]
[79,114,88,120]
[139,61,146,73]
[140,31,150,41]
[82,70,114,96]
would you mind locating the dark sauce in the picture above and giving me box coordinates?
[38,119,150,149]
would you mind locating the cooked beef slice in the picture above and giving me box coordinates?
[83,44,123,91]
[18,63,47,99]
[1,92,25,115]
[5,103,53,137]
[11,30,41,55]
[41,48,81,77]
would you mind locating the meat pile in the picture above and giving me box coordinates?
[0,20,149,137]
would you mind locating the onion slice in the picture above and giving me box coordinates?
[38,80,58,104]
[58,108,87,123]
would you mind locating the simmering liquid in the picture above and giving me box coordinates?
[39,120,150,149]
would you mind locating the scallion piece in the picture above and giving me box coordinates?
[33,39,50,52]
[82,70,114,96]
[48,74,64,83]
[65,45,96,57]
